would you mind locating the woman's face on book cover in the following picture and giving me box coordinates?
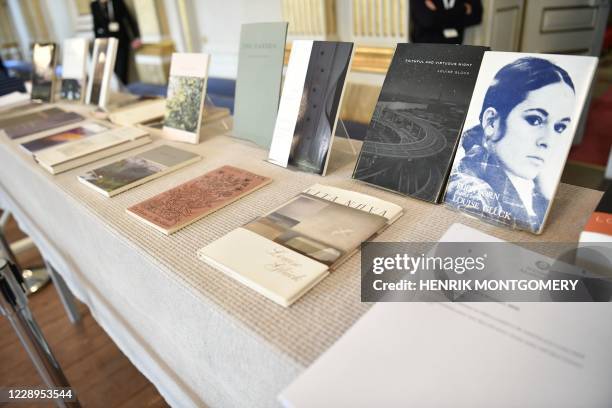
[493,82,575,180]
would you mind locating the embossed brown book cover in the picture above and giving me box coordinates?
[127,165,271,234]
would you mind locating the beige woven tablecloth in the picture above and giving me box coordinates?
[0,129,602,407]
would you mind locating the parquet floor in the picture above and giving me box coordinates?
[0,213,169,407]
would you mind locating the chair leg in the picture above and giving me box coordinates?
[0,259,81,407]
[44,260,82,324]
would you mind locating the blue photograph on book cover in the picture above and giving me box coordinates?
[445,52,597,233]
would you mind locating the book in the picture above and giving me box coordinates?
[268,40,354,175]
[108,98,167,126]
[233,22,288,148]
[352,44,487,203]
[78,145,201,197]
[0,107,84,140]
[127,165,270,234]
[198,184,403,307]
[31,42,57,103]
[21,121,112,154]
[580,186,612,243]
[85,38,119,108]
[443,51,598,234]
[162,53,210,144]
[34,126,151,174]
[577,186,612,276]
[60,38,89,102]
[278,223,612,407]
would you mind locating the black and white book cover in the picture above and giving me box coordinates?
[60,38,88,102]
[31,43,57,103]
[268,40,354,175]
[353,43,486,202]
[444,51,598,234]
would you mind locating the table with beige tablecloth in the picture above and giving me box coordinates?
[0,130,602,407]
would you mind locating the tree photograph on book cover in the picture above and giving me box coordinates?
[445,52,596,233]
[164,75,205,133]
[82,157,163,192]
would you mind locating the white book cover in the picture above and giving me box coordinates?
[85,38,119,109]
[268,40,313,168]
[60,38,88,102]
[198,184,402,307]
[162,53,210,144]
[35,126,149,167]
[279,223,612,407]
[444,52,598,234]
[268,40,354,175]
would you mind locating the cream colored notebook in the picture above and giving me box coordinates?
[198,184,403,307]
[35,126,151,174]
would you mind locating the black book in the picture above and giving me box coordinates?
[352,43,487,203]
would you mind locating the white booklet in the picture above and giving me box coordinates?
[198,184,402,307]
[34,126,151,174]
[279,223,612,407]
[267,40,354,175]
[60,38,88,102]
[85,38,119,109]
[161,53,210,144]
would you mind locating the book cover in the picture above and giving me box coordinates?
[86,38,119,108]
[127,165,270,234]
[60,38,88,102]
[21,122,111,153]
[233,22,288,148]
[198,184,402,307]
[581,186,612,241]
[34,126,151,174]
[31,43,57,103]
[78,145,200,197]
[162,53,210,144]
[353,44,487,203]
[268,40,354,175]
[443,51,598,234]
[0,107,84,140]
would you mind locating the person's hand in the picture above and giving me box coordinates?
[464,2,473,15]
[131,38,142,50]
[425,0,437,11]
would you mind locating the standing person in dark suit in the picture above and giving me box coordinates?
[90,0,141,84]
[410,0,483,44]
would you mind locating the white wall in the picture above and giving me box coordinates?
[192,0,284,78]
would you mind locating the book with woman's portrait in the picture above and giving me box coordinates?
[444,51,598,234]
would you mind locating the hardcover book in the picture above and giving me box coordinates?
[198,184,403,307]
[577,186,612,276]
[108,98,166,126]
[127,165,270,234]
[443,51,598,234]
[268,40,354,175]
[233,22,288,148]
[352,44,487,203]
[162,53,210,144]
[85,38,119,108]
[60,38,89,102]
[21,122,111,154]
[0,107,84,140]
[31,42,57,103]
[581,186,612,242]
[34,126,151,174]
[78,145,201,197]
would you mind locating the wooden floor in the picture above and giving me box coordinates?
[0,214,169,407]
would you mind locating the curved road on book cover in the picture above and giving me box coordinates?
[353,44,485,202]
